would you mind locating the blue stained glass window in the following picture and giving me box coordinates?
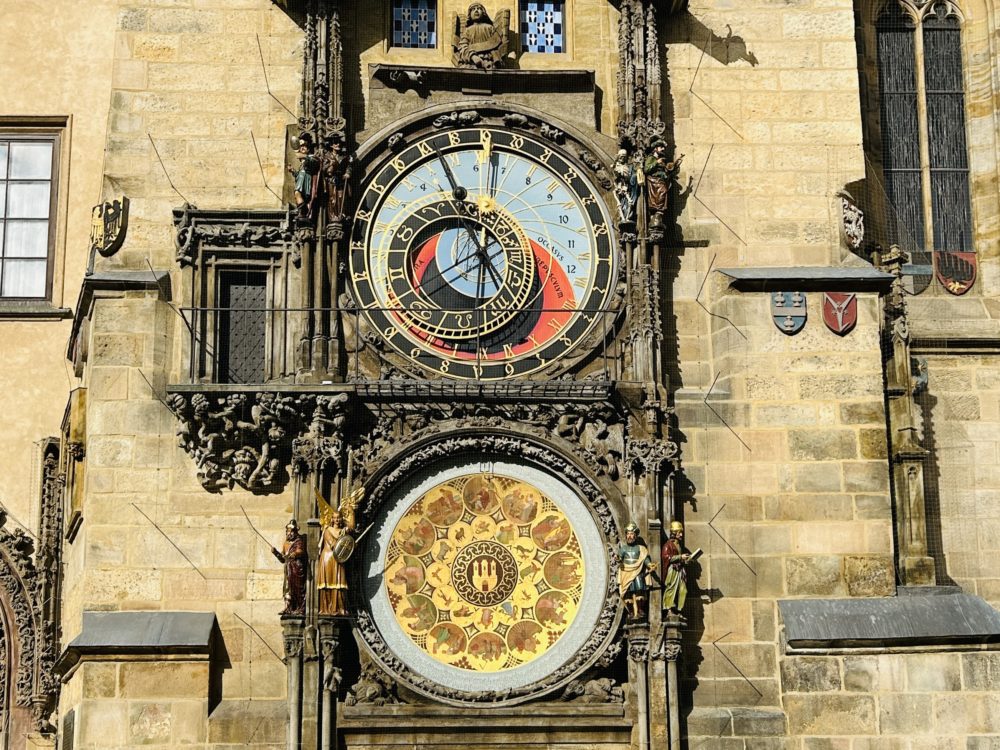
[392,0,437,49]
[521,1,565,54]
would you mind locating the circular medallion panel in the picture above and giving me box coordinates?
[362,459,609,696]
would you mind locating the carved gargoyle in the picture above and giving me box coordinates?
[453,4,511,70]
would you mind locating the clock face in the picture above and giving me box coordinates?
[350,127,617,380]
[362,459,609,697]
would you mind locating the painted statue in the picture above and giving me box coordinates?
[453,3,511,71]
[644,140,682,231]
[613,149,640,225]
[317,486,364,616]
[661,520,692,615]
[290,132,321,219]
[617,522,656,621]
[271,519,308,615]
[323,137,352,219]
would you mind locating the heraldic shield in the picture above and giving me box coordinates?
[90,196,130,258]
[935,249,977,295]
[823,293,857,336]
[771,292,807,335]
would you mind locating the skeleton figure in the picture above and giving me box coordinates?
[453,3,511,70]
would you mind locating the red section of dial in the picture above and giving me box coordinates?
[395,233,577,360]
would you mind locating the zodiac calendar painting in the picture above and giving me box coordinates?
[384,473,586,673]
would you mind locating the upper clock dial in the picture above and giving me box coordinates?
[350,127,616,380]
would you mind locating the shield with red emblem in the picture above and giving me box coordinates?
[823,293,857,336]
[935,250,977,295]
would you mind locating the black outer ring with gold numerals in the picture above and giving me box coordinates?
[349,127,617,381]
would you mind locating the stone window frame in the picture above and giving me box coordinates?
[857,0,989,283]
[0,117,69,318]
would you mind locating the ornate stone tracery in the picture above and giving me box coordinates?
[0,440,63,735]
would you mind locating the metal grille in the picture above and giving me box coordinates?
[217,271,267,384]
[392,0,437,49]
[521,1,565,54]
[924,6,972,252]
[877,5,926,248]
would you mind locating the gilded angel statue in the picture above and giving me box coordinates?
[316,486,364,616]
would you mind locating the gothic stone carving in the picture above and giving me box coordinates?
[0,491,62,735]
[452,4,511,71]
[173,207,293,267]
[350,402,627,487]
[167,392,351,493]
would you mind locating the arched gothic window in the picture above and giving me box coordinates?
[874,0,975,293]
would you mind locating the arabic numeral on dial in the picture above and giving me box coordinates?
[568,239,576,249]
[525,176,532,185]
[547,193,554,201]
[440,360,450,373]
[567,265,577,274]
[559,215,570,224]
[505,363,515,376]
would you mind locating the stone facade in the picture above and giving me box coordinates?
[0,0,998,749]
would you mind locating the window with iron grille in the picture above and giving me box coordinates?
[217,271,267,384]
[0,135,58,299]
[520,1,565,54]
[875,0,972,257]
[392,0,438,49]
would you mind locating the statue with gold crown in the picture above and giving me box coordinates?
[317,486,364,616]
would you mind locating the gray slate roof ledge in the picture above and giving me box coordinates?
[718,266,894,293]
[57,611,220,675]
[779,591,1000,650]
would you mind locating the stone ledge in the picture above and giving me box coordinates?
[717,267,893,294]
[58,611,218,675]
[779,592,1000,650]
[371,64,597,96]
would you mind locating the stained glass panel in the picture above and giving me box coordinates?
[521,1,565,54]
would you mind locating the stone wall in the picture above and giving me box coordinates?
[920,353,1000,607]
[0,1,117,526]
[688,650,1000,748]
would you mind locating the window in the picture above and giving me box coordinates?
[875,1,972,262]
[521,1,566,54]
[0,135,57,299]
[391,0,437,49]
[216,270,267,384]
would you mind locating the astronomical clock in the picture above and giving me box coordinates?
[169,1,683,747]
[341,106,632,710]
[348,126,617,380]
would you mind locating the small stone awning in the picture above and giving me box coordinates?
[779,590,1000,649]
[57,611,219,674]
